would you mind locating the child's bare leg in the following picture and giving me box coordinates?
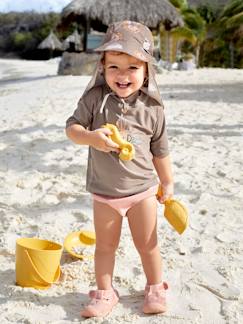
[93,200,123,290]
[127,196,162,285]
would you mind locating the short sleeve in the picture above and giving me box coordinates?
[66,92,94,129]
[150,107,169,157]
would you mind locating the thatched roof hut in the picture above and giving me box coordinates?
[63,29,83,52]
[62,0,183,29]
[60,0,184,50]
[38,31,63,51]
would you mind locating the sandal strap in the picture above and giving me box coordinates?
[89,289,118,300]
[145,281,168,294]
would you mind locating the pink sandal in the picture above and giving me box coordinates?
[143,282,168,314]
[81,288,119,318]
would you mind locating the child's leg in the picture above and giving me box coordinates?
[127,196,162,285]
[93,200,123,290]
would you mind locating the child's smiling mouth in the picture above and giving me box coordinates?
[116,82,131,88]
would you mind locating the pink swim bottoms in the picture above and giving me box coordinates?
[93,185,158,217]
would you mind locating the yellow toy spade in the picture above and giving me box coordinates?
[102,123,135,161]
[64,230,96,259]
[157,185,189,235]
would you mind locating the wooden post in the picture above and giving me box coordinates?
[164,22,172,70]
[83,17,91,52]
[229,41,234,68]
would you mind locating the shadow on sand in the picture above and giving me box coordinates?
[159,82,243,104]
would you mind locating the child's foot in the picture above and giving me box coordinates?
[81,288,119,318]
[142,282,168,314]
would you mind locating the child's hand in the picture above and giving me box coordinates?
[157,182,174,204]
[90,128,120,153]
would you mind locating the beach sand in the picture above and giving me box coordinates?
[0,58,242,323]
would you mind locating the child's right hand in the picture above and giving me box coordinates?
[89,128,120,153]
[156,183,174,204]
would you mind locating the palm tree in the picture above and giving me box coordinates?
[202,0,243,68]
[218,0,243,67]
[163,0,206,66]
[181,8,206,66]
[160,0,196,65]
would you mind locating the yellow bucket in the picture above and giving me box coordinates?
[15,237,63,289]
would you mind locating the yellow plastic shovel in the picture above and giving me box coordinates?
[157,185,189,234]
[64,230,96,259]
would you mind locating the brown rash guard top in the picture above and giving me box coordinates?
[66,84,169,198]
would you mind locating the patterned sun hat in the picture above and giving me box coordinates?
[83,20,162,106]
[95,21,154,62]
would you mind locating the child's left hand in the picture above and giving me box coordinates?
[157,182,174,204]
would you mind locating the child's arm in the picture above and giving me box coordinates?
[153,154,174,203]
[66,124,120,153]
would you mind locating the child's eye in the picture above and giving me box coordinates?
[108,65,118,69]
[129,66,138,70]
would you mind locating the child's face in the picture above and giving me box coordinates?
[103,51,147,98]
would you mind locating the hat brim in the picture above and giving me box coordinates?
[95,42,154,63]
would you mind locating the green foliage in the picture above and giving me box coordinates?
[166,2,207,65]
[0,12,62,58]
[11,32,32,50]
[182,8,206,40]
[220,0,243,18]
[167,0,242,67]
[171,26,197,44]
[224,11,243,30]
[61,21,81,39]
[200,0,243,68]
[169,0,188,10]
[197,5,217,23]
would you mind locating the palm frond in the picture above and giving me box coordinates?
[226,12,243,29]
[220,0,243,18]
[171,26,197,44]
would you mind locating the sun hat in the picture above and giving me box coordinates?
[83,20,163,106]
[95,20,154,63]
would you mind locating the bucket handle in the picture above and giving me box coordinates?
[24,250,61,285]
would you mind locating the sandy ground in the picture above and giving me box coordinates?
[0,58,242,323]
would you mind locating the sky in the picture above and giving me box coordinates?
[0,0,71,13]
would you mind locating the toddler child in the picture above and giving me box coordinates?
[66,20,174,317]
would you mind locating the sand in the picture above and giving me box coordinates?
[0,57,242,323]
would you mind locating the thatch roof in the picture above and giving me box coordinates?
[61,0,184,30]
[63,29,82,51]
[38,31,63,50]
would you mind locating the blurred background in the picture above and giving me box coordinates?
[0,0,242,71]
